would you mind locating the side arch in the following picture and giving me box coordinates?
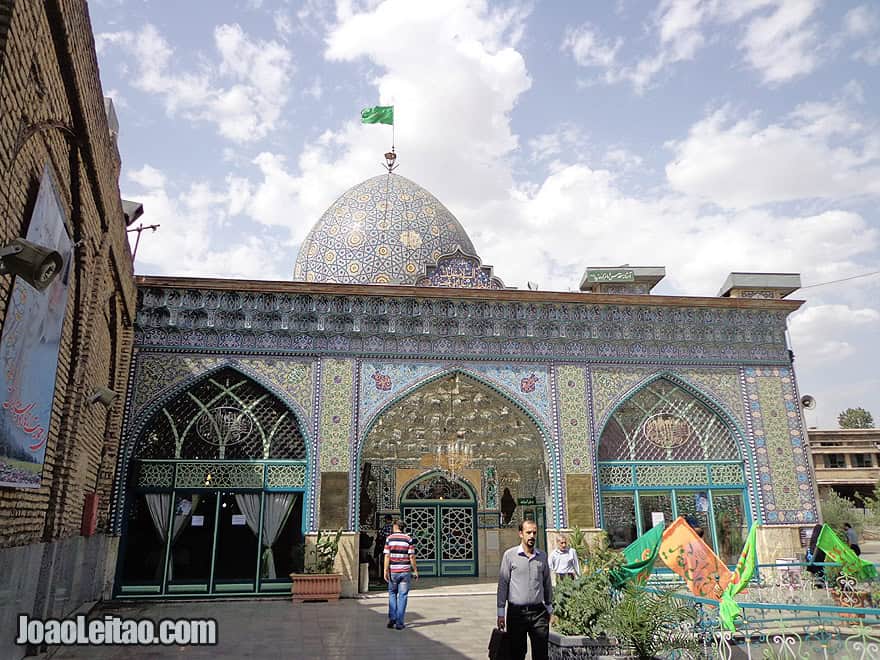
[113,361,315,533]
[595,370,760,544]
[352,368,562,530]
[398,469,479,503]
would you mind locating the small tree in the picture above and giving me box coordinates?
[838,407,874,429]
[819,491,863,538]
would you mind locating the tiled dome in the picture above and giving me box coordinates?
[292,174,477,285]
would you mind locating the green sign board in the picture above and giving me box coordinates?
[517,497,537,505]
[586,269,635,283]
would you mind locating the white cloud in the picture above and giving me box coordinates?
[96,23,294,143]
[665,102,880,208]
[561,24,622,70]
[738,0,820,83]
[843,5,879,38]
[789,304,880,362]
[124,165,288,279]
[128,164,166,189]
[562,0,824,91]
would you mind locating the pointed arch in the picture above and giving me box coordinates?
[595,370,750,465]
[596,371,758,560]
[114,362,314,533]
[399,470,479,502]
[353,368,562,530]
[128,360,312,449]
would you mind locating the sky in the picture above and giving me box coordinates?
[90,0,880,429]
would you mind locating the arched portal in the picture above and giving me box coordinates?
[117,368,310,597]
[597,377,750,565]
[359,373,549,578]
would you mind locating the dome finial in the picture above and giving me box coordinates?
[383,148,398,173]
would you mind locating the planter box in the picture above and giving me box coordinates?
[549,631,633,660]
[289,573,342,602]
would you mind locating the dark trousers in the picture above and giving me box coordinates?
[507,605,549,660]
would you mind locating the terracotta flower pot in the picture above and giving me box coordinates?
[289,573,342,602]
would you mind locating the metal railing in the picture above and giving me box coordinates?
[648,561,880,659]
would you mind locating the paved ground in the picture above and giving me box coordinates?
[50,580,502,660]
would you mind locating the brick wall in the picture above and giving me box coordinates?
[0,0,135,548]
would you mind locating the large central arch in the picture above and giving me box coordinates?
[355,371,552,577]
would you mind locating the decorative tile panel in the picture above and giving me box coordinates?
[710,463,745,485]
[175,462,263,489]
[132,355,223,416]
[136,287,794,365]
[744,367,817,523]
[556,365,591,474]
[636,464,707,487]
[266,463,307,488]
[237,358,314,428]
[359,361,438,423]
[319,359,356,472]
[678,369,746,429]
[136,462,174,488]
[591,366,655,429]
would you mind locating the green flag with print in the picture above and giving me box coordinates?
[610,522,665,588]
[361,105,394,125]
[719,524,757,632]
[816,524,877,580]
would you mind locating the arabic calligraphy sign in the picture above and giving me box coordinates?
[0,166,72,488]
[586,269,635,283]
[642,413,695,449]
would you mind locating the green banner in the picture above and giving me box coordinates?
[611,522,664,588]
[816,524,876,580]
[719,524,757,631]
[361,105,394,125]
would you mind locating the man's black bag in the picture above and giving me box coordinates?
[488,627,510,660]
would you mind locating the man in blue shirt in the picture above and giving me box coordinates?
[496,519,552,660]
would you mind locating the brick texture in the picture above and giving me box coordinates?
[0,0,135,548]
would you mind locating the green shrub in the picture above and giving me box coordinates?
[819,491,863,538]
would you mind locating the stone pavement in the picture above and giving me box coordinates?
[50,581,502,660]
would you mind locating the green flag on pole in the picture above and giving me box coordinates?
[611,522,665,588]
[719,524,758,632]
[361,105,394,125]
[816,524,877,580]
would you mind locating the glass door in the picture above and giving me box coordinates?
[166,492,216,594]
[212,491,259,593]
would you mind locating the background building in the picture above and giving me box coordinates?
[0,1,136,657]
[807,428,880,502]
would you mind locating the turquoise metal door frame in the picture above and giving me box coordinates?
[401,502,477,577]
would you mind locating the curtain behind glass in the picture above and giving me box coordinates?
[235,493,296,578]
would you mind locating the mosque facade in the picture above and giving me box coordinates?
[113,168,819,598]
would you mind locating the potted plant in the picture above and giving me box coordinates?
[550,537,625,658]
[290,528,344,602]
[550,536,699,659]
[602,585,698,659]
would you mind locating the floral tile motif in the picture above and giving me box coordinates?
[556,365,591,474]
[358,361,553,430]
[319,359,356,472]
[678,368,747,430]
[591,366,656,430]
[744,367,817,523]
[237,358,314,428]
[132,355,223,416]
[359,361,439,424]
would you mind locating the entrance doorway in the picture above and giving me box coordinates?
[359,371,550,579]
[401,473,477,577]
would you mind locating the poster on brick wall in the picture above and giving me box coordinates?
[0,165,72,488]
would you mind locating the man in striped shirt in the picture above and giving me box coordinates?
[383,519,419,630]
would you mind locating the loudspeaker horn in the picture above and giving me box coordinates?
[801,395,816,409]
